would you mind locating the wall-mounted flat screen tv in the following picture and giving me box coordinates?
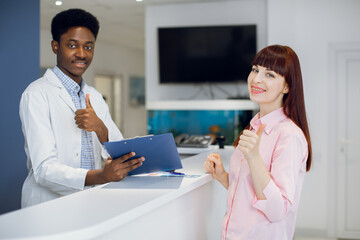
[158,25,256,84]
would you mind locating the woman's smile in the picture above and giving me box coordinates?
[251,85,266,94]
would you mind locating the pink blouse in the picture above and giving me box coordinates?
[222,108,308,240]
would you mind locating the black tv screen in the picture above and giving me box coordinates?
[158,25,256,84]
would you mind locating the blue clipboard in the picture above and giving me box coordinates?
[104,133,182,175]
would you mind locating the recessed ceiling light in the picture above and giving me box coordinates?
[55,1,62,6]
[136,0,143,2]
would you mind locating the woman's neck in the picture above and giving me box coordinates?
[259,103,283,118]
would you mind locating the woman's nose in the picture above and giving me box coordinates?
[253,72,263,83]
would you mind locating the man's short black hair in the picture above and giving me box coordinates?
[51,8,100,42]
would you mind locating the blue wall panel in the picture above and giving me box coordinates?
[0,0,40,214]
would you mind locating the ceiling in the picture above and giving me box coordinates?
[41,0,233,51]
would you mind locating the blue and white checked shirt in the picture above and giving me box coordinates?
[53,66,95,170]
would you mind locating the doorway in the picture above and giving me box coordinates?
[329,42,360,239]
[94,74,123,130]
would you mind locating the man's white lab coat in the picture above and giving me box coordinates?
[19,69,123,207]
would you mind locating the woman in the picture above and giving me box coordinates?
[203,45,312,240]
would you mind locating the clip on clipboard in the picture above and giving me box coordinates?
[104,133,183,175]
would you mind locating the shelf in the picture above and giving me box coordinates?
[146,100,258,111]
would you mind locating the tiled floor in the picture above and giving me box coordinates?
[294,238,337,240]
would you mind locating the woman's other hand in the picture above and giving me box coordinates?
[203,153,229,189]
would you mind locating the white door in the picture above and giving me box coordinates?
[335,46,360,239]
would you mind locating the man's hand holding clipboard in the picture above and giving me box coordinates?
[85,151,144,186]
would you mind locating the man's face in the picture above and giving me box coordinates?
[51,26,95,84]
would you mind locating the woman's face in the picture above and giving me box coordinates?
[247,65,289,114]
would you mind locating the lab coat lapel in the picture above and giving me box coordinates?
[59,88,76,112]
[44,69,77,113]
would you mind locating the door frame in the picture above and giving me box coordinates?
[328,42,360,238]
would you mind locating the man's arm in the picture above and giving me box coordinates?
[74,92,144,186]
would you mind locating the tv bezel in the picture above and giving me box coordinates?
[157,24,257,85]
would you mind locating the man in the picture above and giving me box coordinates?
[19,9,144,207]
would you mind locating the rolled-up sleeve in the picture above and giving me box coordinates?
[252,132,307,222]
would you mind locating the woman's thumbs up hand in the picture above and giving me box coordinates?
[237,124,266,161]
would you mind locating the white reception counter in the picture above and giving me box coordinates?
[0,148,233,240]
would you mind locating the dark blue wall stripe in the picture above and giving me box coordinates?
[0,0,40,214]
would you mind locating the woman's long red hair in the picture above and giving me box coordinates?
[233,45,312,171]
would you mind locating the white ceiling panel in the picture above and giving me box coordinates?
[41,0,236,50]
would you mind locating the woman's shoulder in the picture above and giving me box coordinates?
[273,118,306,143]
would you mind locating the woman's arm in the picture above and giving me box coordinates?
[239,123,308,222]
[246,154,271,200]
[237,124,270,199]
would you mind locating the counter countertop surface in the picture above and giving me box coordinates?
[0,147,234,240]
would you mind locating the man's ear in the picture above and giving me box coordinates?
[51,40,59,54]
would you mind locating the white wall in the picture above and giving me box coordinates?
[268,0,360,236]
[145,0,267,101]
[146,0,360,237]
[40,29,147,138]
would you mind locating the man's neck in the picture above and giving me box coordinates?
[56,65,82,86]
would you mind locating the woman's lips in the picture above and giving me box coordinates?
[251,86,265,94]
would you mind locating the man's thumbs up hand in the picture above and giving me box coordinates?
[75,93,109,143]
[75,93,98,132]
[237,124,266,161]
[85,93,93,109]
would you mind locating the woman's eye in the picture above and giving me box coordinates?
[266,73,275,78]
[252,68,258,73]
